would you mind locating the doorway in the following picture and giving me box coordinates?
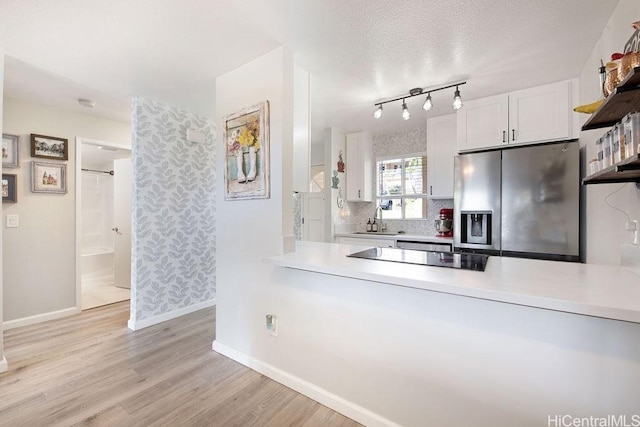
[76,138,132,310]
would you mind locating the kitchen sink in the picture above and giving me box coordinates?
[352,232,398,236]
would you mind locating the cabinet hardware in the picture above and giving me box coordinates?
[502,131,506,143]
[512,129,516,141]
[430,185,432,195]
[358,189,361,198]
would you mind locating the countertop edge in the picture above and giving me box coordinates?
[266,242,640,325]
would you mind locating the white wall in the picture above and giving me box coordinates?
[2,97,130,324]
[579,0,640,265]
[214,46,294,350]
[0,53,7,373]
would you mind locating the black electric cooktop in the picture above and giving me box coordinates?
[347,247,489,272]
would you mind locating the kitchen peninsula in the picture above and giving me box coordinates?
[255,241,640,425]
[268,241,640,323]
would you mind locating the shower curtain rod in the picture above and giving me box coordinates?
[81,168,114,175]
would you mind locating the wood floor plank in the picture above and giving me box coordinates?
[0,302,362,427]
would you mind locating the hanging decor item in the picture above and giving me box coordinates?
[337,150,345,173]
[373,81,466,120]
[331,170,340,189]
[224,101,270,200]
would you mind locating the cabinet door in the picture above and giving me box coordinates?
[457,93,509,152]
[427,114,456,198]
[346,132,372,201]
[508,80,570,145]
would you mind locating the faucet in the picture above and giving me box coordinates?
[374,206,386,231]
[374,206,382,223]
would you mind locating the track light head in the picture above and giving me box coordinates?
[402,100,410,120]
[422,93,433,111]
[453,86,463,110]
[373,104,383,119]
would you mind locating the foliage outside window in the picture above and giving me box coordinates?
[376,154,428,219]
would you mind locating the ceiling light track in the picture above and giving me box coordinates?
[373,81,466,119]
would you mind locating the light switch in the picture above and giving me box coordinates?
[6,215,19,228]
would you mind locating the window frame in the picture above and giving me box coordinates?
[375,152,428,220]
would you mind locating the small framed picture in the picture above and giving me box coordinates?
[32,161,67,194]
[31,134,68,161]
[2,133,19,168]
[2,174,17,203]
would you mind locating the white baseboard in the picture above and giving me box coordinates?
[211,341,400,427]
[3,307,80,330]
[0,356,7,373]
[128,298,216,331]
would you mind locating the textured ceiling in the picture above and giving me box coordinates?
[0,0,621,143]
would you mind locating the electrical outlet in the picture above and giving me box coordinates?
[266,314,278,337]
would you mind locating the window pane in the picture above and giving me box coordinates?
[377,159,403,197]
[378,198,402,219]
[404,197,428,219]
[404,156,427,195]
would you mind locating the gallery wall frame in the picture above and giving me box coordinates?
[31,133,69,161]
[2,173,17,203]
[2,133,19,168]
[223,100,270,200]
[31,161,67,194]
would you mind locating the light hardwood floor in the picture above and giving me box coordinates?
[0,302,361,427]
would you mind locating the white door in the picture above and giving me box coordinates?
[303,192,325,241]
[113,158,132,289]
[302,166,325,242]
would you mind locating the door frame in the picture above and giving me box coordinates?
[75,137,132,311]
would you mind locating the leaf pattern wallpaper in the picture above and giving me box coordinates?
[131,97,217,323]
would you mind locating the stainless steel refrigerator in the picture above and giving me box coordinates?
[453,140,580,262]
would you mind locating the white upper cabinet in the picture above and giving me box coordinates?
[346,132,372,202]
[427,114,457,198]
[508,80,570,145]
[457,93,509,152]
[457,79,577,152]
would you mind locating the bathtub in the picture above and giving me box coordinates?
[81,247,114,281]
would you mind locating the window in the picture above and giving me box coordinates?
[376,154,427,219]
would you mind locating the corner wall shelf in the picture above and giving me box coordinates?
[582,66,640,131]
[582,154,640,185]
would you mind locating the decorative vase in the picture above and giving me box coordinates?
[236,152,246,183]
[247,146,257,182]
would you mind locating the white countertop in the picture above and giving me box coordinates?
[334,232,453,244]
[266,241,640,324]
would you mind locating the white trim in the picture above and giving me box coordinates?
[211,340,401,427]
[128,299,216,331]
[0,356,7,373]
[3,307,79,330]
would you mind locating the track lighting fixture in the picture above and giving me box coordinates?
[372,81,466,120]
[453,85,463,110]
[401,100,410,120]
[373,104,383,119]
[422,93,433,111]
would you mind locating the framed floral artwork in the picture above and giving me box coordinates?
[31,161,67,194]
[31,133,69,161]
[2,133,19,168]
[224,101,270,200]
